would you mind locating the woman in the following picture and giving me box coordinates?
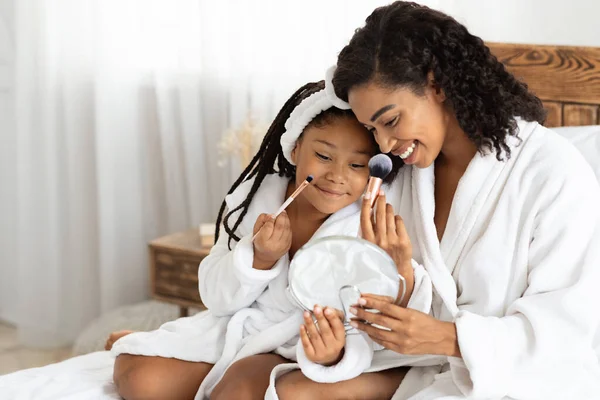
[292,1,600,399]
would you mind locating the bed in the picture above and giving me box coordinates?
[1,42,599,400]
[486,42,600,127]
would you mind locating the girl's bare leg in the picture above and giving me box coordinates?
[113,354,213,400]
[275,367,409,400]
[210,353,290,400]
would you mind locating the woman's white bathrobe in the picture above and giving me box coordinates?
[111,173,425,399]
[267,120,600,399]
[380,120,600,400]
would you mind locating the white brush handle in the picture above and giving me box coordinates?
[272,196,294,219]
[251,178,311,242]
[251,203,289,242]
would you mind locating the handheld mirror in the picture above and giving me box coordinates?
[287,236,406,330]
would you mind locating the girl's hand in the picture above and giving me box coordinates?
[300,306,346,366]
[349,294,461,357]
[252,212,292,270]
[361,191,414,305]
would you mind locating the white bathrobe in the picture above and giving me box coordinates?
[378,120,600,400]
[111,173,417,398]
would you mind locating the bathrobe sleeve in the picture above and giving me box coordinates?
[198,230,288,317]
[405,259,433,313]
[295,330,374,383]
[453,158,600,399]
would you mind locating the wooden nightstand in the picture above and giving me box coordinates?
[149,229,212,317]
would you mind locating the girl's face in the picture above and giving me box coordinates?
[347,80,451,168]
[291,116,376,215]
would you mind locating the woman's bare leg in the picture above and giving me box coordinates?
[113,354,213,400]
[210,353,290,400]
[275,367,409,400]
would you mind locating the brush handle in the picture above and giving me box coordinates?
[366,177,383,208]
[251,230,261,242]
[251,178,311,242]
[251,200,291,241]
[357,177,383,238]
[271,197,293,219]
[271,178,311,218]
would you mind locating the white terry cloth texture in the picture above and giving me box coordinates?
[382,120,600,400]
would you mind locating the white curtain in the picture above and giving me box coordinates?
[4,0,453,347]
[4,0,595,349]
[3,0,371,348]
[0,0,17,331]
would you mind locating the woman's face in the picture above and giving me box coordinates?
[291,116,376,215]
[347,81,451,168]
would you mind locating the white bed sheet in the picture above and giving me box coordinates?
[0,351,118,400]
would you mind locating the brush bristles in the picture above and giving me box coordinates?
[368,154,393,180]
[306,175,314,183]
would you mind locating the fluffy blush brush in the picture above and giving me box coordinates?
[366,154,393,207]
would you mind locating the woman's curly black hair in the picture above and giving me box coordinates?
[332,1,546,161]
[215,81,395,249]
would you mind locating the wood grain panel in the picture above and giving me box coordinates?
[487,43,600,105]
[153,251,202,303]
[563,104,599,126]
[148,231,207,312]
[542,101,562,127]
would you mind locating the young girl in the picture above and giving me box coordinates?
[109,81,406,400]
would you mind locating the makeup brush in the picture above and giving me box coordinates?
[366,154,393,207]
[252,175,314,242]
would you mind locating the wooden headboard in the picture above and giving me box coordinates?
[487,42,600,127]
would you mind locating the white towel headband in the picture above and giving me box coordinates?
[280,66,351,165]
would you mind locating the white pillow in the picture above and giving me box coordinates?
[551,125,600,184]
[73,300,180,355]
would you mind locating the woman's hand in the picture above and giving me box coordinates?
[361,190,414,306]
[349,294,461,357]
[252,212,292,270]
[300,305,346,366]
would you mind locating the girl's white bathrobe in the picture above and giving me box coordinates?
[111,173,423,399]
[379,120,600,400]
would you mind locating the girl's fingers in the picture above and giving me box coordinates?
[273,212,287,240]
[324,307,346,342]
[260,219,275,241]
[313,306,335,344]
[300,325,315,358]
[282,213,292,243]
[303,311,325,351]
[252,214,268,235]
